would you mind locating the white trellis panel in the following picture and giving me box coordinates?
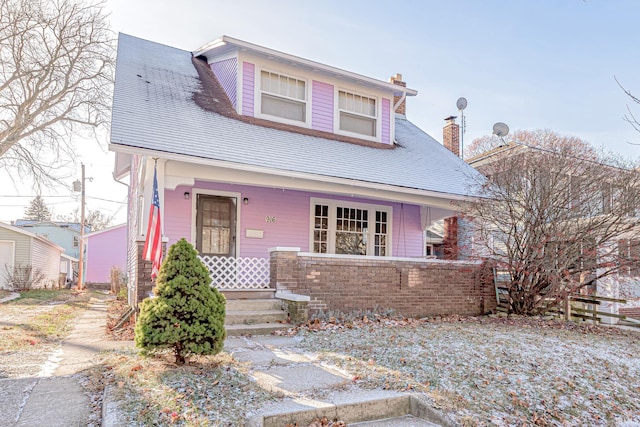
[198,256,270,290]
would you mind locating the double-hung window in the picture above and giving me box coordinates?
[312,199,390,256]
[338,90,377,137]
[260,70,306,123]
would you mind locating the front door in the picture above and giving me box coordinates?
[196,195,236,257]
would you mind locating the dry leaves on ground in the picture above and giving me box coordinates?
[106,298,135,341]
[285,418,347,427]
[296,315,640,426]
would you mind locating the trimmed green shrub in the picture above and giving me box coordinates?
[135,238,226,364]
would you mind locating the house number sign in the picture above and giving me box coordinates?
[265,216,277,223]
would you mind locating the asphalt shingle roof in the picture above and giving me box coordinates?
[110,33,483,198]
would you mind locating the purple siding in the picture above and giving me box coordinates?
[86,225,127,283]
[242,62,255,116]
[163,187,193,246]
[210,58,238,109]
[163,182,424,259]
[391,203,423,257]
[381,98,391,144]
[311,80,334,132]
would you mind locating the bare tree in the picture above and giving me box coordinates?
[0,0,113,187]
[57,206,114,231]
[464,130,640,315]
[464,134,504,160]
[616,77,640,138]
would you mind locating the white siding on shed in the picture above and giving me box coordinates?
[0,241,15,289]
[32,238,62,288]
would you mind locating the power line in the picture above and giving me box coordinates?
[0,195,126,204]
[87,196,127,204]
[0,195,71,198]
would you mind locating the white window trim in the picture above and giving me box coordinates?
[334,87,381,142]
[308,197,393,256]
[190,188,242,255]
[254,67,311,128]
[0,240,16,267]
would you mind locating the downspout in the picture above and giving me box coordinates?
[393,93,406,113]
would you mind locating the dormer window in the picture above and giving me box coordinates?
[338,90,377,138]
[260,70,306,123]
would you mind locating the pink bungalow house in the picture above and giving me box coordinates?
[84,224,127,285]
[110,34,492,317]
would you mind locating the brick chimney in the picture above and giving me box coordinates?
[443,116,460,157]
[389,73,406,115]
[443,115,461,260]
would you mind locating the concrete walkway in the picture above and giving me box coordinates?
[1,294,130,427]
[224,336,449,427]
[1,292,448,426]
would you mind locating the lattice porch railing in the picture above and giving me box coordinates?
[198,256,270,290]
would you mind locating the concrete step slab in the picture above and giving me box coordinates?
[226,309,287,325]
[247,392,450,427]
[351,415,441,427]
[226,299,283,311]
[225,322,291,336]
[222,290,275,300]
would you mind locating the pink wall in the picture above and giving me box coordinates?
[311,80,334,133]
[86,225,127,283]
[163,187,192,244]
[242,62,254,116]
[381,98,391,144]
[163,182,424,259]
[211,58,238,109]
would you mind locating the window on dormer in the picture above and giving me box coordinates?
[338,90,377,137]
[260,71,306,122]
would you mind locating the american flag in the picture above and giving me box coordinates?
[143,166,162,278]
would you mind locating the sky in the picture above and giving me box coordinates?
[2,0,640,224]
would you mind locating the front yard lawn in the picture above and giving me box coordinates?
[297,316,640,426]
[92,312,640,426]
[0,289,97,378]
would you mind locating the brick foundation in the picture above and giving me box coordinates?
[136,239,167,303]
[270,249,496,318]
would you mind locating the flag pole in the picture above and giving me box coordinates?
[143,159,163,282]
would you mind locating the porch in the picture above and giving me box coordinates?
[135,243,496,322]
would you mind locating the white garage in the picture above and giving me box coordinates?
[0,222,64,290]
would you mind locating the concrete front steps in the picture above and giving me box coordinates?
[247,392,449,427]
[225,297,291,336]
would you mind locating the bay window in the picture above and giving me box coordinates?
[311,199,390,256]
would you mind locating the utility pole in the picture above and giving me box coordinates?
[75,164,86,290]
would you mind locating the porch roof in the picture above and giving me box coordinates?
[110,33,483,200]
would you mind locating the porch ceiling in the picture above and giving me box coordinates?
[161,157,463,210]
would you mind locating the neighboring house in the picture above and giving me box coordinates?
[60,253,79,285]
[84,224,127,284]
[110,33,490,316]
[466,143,640,323]
[13,220,90,260]
[0,222,64,290]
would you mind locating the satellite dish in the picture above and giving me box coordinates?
[456,97,467,111]
[492,122,509,138]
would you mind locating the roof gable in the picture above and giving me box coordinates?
[0,222,64,252]
[194,35,417,98]
[110,33,483,199]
